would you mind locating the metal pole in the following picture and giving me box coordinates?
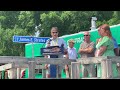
[32,36,34,58]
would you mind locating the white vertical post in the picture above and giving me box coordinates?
[17,68,21,79]
[76,63,80,79]
[28,61,35,79]
[8,68,17,79]
[101,60,107,79]
[71,62,79,79]
[71,62,74,79]
[42,68,46,78]
[32,41,34,58]
[106,60,113,79]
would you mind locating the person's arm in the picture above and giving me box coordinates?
[80,47,94,53]
[96,38,102,44]
[44,55,48,58]
[113,37,119,56]
[114,48,119,56]
[44,40,50,69]
[62,38,69,59]
[44,55,49,69]
[78,43,83,54]
[96,39,99,44]
[64,49,69,59]
[96,36,110,56]
[79,42,94,54]
[97,46,107,56]
[87,42,95,54]
[52,47,60,52]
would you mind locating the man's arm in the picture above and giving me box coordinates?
[87,47,94,53]
[78,43,83,54]
[79,42,94,54]
[44,40,50,69]
[64,49,69,59]
[79,48,94,53]
[61,38,69,58]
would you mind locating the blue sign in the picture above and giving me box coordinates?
[13,36,49,43]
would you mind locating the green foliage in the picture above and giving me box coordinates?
[40,12,63,37]
[0,26,27,56]
[95,11,114,21]
[0,11,120,56]
[18,11,35,34]
[107,11,120,25]
[40,11,97,37]
[0,11,20,29]
[113,11,120,19]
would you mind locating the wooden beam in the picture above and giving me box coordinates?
[77,56,108,61]
[35,65,45,69]
[82,77,100,79]
[106,60,113,79]
[72,59,101,64]
[101,60,107,79]
[34,58,73,65]
[17,68,21,79]
[0,63,14,71]
[14,63,28,68]
[71,62,80,79]
[28,61,35,79]
[107,56,120,59]
[111,60,120,63]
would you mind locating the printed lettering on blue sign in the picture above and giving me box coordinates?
[13,36,49,43]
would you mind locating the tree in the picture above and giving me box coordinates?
[69,11,96,32]
[95,11,113,21]
[18,11,35,35]
[40,11,97,37]
[0,11,119,56]
[0,25,28,56]
[0,11,20,29]
[40,11,63,37]
[107,11,120,25]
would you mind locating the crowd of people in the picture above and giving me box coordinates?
[44,24,119,78]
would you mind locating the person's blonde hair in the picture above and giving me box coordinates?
[100,24,112,39]
[68,39,75,44]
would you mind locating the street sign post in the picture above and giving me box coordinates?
[13,36,49,58]
[13,36,49,43]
